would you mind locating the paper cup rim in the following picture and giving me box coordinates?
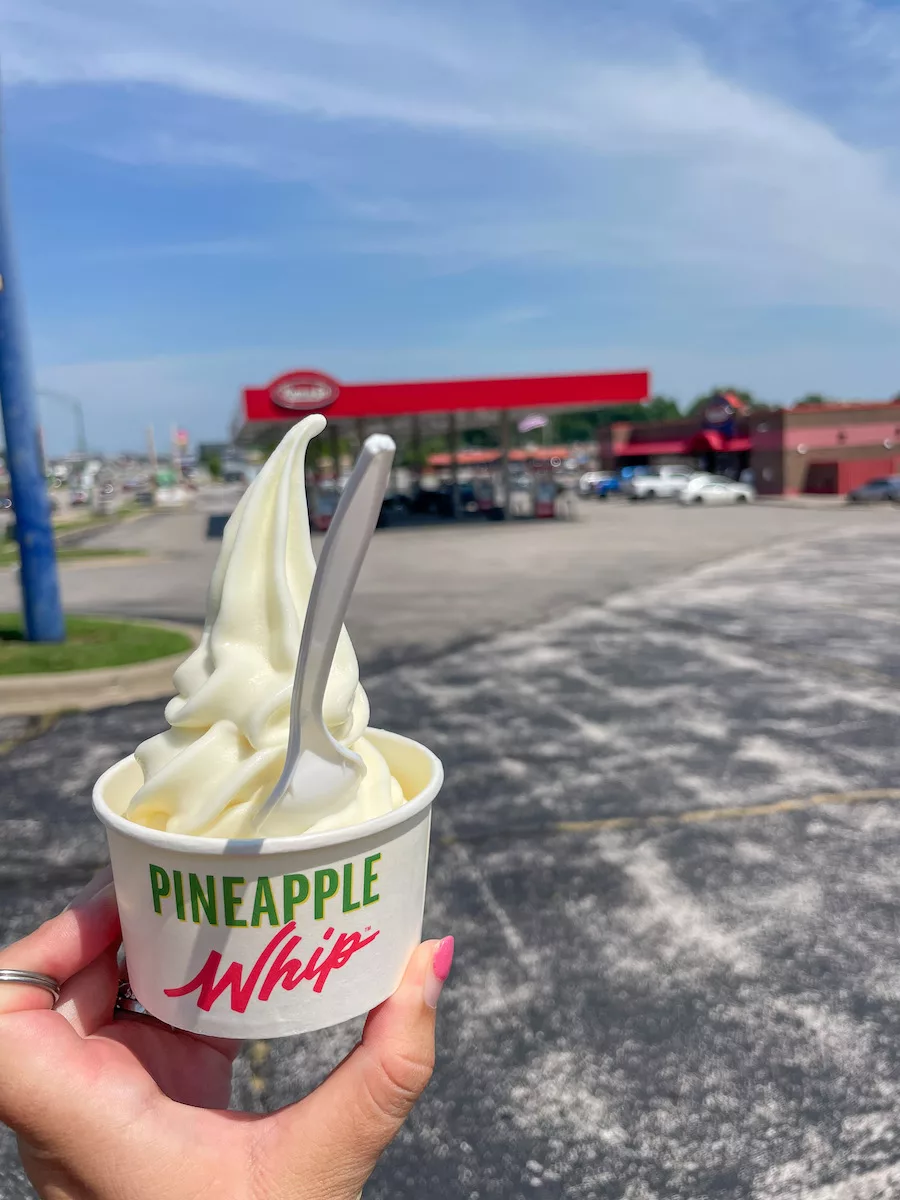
[92,727,443,857]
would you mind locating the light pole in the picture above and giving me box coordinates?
[38,387,88,459]
[0,85,64,642]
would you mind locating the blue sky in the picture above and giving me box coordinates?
[5,0,900,455]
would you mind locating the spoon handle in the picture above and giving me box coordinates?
[283,433,395,765]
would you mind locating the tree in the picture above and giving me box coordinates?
[551,408,613,441]
[461,427,499,449]
[547,398,682,441]
[793,394,830,409]
[644,395,682,421]
[686,387,770,417]
[400,434,446,472]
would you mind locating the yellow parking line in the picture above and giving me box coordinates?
[441,789,900,845]
[0,712,58,759]
[247,1040,269,1096]
[552,789,900,834]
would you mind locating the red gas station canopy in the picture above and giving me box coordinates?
[241,367,651,425]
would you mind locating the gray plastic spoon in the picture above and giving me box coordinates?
[253,433,396,834]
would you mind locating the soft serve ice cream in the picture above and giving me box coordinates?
[125,415,405,839]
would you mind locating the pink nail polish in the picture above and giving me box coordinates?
[424,936,454,1009]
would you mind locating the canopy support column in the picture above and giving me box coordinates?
[499,410,511,519]
[328,421,341,482]
[447,410,459,519]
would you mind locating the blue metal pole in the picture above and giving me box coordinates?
[0,95,64,642]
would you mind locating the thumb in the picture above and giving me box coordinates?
[263,936,454,1199]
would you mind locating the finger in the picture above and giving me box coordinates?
[0,881,120,1015]
[114,951,243,1060]
[55,942,120,1037]
[64,865,113,908]
[261,937,454,1198]
[0,1008,87,1142]
[108,1008,243,1064]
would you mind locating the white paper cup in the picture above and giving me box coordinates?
[92,729,442,1038]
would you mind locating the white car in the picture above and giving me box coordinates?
[622,469,694,500]
[578,470,612,496]
[679,474,755,505]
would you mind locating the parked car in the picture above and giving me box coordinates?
[622,469,694,501]
[579,470,612,496]
[411,482,479,517]
[441,482,479,515]
[595,474,622,499]
[846,476,900,504]
[376,490,413,527]
[679,474,755,505]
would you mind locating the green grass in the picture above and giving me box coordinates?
[0,614,193,675]
[0,546,145,568]
[52,504,140,534]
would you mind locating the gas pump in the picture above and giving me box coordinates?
[505,467,534,518]
[534,479,557,518]
[310,483,340,532]
[473,473,495,515]
[532,463,557,518]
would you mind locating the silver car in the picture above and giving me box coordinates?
[679,474,755,505]
[622,469,694,500]
[846,476,900,504]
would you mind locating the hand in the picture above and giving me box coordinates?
[0,871,453,1200]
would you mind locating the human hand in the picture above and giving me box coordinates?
[0,871,453,1200]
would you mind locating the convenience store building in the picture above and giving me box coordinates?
[599,395,900,495]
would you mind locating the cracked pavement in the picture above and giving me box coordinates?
[2,513,900,1198]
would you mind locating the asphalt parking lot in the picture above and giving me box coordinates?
[3,506,900,1198]
[0,496,887,670]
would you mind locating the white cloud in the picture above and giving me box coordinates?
[8,0,900,313]
[8,0,900,442]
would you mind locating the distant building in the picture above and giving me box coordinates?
[599,394,900,495]
[198,442,231,461]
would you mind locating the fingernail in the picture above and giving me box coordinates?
[64,867,114,911]
[424,936,454,1009]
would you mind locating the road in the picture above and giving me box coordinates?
[4,508,900,1196]
[0,498,893,672]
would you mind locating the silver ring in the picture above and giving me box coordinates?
[115,980,147,1015]
[0,969,61,1004]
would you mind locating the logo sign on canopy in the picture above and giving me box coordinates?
[269,371,341,411]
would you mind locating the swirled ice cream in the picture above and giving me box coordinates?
[125,416,405,838]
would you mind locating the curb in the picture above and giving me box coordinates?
[0,620,201,718]
[4,509,153,552]
[54,510,152,548]
[0,553,151,575]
